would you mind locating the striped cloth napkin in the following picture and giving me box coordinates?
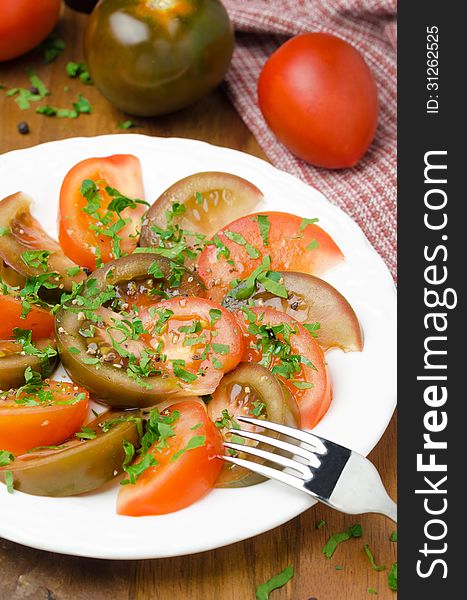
[222,0,397,279]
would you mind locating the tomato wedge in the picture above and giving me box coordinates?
[235,307,332,429]
[117,400,223,516]
[0,380,89,455]
[0,294,54,340]
[140,297,244,396]
[58,155,147,270]
[197,212,344,302]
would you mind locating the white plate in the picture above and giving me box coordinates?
[0,135,396,559]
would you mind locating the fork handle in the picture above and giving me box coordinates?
[327,453,397,523]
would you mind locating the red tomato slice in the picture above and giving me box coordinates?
[0,294,54,341]
[236,307,332,429]
[117,400,223,516]
[197,212,344,302]
[0,381,89,455]
[58,155,146,270]
[140,297,244,396]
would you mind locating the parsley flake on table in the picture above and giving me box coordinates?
[389,530,397,542]
[39,34,66,63]
[118,120,137,130]
[388,562,397,591]
[322,524,363,558]
[367,588,378,595]
[364,544,386,571]
[255,565,294,600]
[66,62,93,84]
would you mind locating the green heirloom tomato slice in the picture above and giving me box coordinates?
[207,363,293,488]
[91,252,207,306]
[0,338,58,390]
[224,271,363,352]
[0,410,141,496]
[55,254,206,407]
[0,192,87,292]
[140,172,263,249]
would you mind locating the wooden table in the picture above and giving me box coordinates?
[0,8,397,600]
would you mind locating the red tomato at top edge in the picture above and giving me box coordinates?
[258,33,379,169]
[0,0,61,62]
[58,155,146,271]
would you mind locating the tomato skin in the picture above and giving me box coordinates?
[58,155,146,270]
[84,0,234,117]
[0,382,89,455]
[141,297,244,396]
[0,0,61,62]
[117,400,223,516]
[197,212,344,303]
[258,33,379,168]
[236,307,332,429]
[0,294,54,341]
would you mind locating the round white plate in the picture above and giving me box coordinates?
[0,135,396,559]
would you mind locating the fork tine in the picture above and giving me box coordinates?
[236,416,327,454]
[228,428,321,468]
[223,442,310,477]
[219,454,309,492]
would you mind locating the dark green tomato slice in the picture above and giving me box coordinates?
[207,363,290,488]
[91,253,207,305]
[56,308,180,408]
[0,192,87,292]
[140,172,263,249]
[0,410,141,496]
[0,338,58,390]
[84,0,234,116]
[223,271,363,352]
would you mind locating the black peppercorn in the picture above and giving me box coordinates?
[17,122,30,135]
[29,86,39,95]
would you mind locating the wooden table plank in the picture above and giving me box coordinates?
[0,7,397,600]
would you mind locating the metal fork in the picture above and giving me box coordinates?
[220,416,397,523]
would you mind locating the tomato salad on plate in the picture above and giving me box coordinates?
[0,154,362,516]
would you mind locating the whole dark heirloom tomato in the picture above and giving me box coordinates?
[84,0,234,116]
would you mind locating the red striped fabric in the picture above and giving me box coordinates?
[222,0,397,279]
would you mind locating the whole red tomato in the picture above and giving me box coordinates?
[258,33,379,169]
[0,0,61,62]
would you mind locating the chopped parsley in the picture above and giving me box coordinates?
[39,34,66,63]
[118,120,137,130]
[306,239,319,251]
[303,322,321,338]
[367,589,378,595]
[316,519,326,529]
[66,266,82,277]
[253,214,271,246]
[364,544,386,571]
[388,563,397,591]
[4,470,14,494]
[250,400,266,417]
[170,435,206,461]
[209,308,222,326]
[0,226,10,236]
[172,360,197,383]
[13,328,57,376]
[75,427,97,440]
[21,250,51,271]
[255,565,294,600]
[0,451,14,467]
[229,255,287,300]
[224,231,260,259]
[389,530,397,542]
[322,524,363,559]
[300,217,319,231]
[66,62,93,84]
